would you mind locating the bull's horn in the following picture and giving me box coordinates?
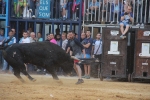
[71,56,80,60]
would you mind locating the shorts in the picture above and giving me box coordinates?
[85,54,91,58]
[74,53,82,64]
[18,1,26,7]
[120,22,129,27]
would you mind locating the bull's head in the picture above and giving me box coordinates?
[60,58,74,75]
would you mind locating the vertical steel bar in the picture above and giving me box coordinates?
[136,0,139,23]
[113,0,115,22]
[102,0,104,22]
[144,0,147,23]
[149,1,150,23]
[52,23,54,33]
[116,0,119,23]
[106,0,108,22]
[132,0,135,24]
[140,0,143,23]
[83,0,85,32]
[94,2,96,21]
[91,0,93,21]
[98,0,101,22]
[42,22,45,40]
[109,1,112,22]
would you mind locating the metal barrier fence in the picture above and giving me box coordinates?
[8,0,150,24]
[83,0,150,24]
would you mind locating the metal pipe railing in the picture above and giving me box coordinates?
[7,0,150,25]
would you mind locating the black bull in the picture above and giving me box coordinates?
[1,42,73,82]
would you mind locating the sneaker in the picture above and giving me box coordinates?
[85,75,90,79]
[136,23,140,26]
[120,35,126,39]
[75,79,84,85]
[32,15,35,18]
[63,17,66,21]
[37,69,41,72]
[110,21,113,24]
[82,75,87,78]
[141,23,144,27]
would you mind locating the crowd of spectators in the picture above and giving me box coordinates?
[0,27,103,82]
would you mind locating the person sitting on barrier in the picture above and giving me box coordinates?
[87,0,101,21]
[101,0,110,22]
[110,0,123,24]
[16,0,27,17]
[66,0,73,19]
[82,30,93,79]
[61,0,67,20]
[120,5,133,39]
[11,0,17,17]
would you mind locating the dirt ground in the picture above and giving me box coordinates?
[0,74,150,100]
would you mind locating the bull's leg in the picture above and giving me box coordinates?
[21,69,36,82]
[45,66,59,80]
[17,59,36,82]
[13,68,25,83]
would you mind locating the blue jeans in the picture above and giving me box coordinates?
[2,60,13,72]
[66,1,73,19]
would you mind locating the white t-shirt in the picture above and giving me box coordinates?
[62,39,68,50]
[93,40,102,55]
[21,37,30,43]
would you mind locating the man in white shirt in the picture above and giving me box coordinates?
[19,32,30,43]
[29,32,36,43]
[61,32,68,50]
[92,33,102,60]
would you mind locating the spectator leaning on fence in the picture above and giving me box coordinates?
[82,30,93,79]
[49,33,57,44]
[19,31,30,43]
[37,32,43,42]
[120,5,133,39]
[29,32,36,42]
[2,30,16,73]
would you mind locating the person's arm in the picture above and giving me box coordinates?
[129,13,133,22]
[66,47,70,53]
[13,37,16,43]
[121,13,125,21]
[74,38,84,51]
[83,38,93,48]
[82,49,86,58]
[19,38,22,43]
[70,50,73,56]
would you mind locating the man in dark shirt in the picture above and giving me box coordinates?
[82,30,93,79]
[68,30,86,85]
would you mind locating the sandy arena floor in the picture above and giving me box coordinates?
[0,74,150,100]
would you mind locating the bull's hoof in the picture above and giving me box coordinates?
[55,80,63,85]
[31,78,36,82]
